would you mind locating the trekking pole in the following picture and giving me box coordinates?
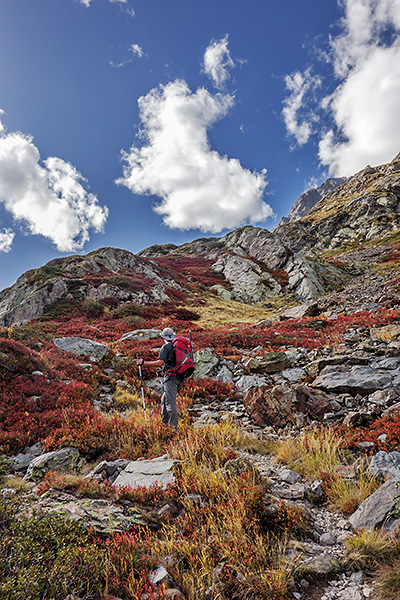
[138,363,147,421]
[189,329,194,358]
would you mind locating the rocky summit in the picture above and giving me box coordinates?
[0,154,400,600]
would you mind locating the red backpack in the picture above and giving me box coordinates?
[166,336,195,378]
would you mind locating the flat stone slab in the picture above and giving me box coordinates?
[53,337,110,362]
[38,493,145,533]
[311,365,396,395]
[113,455,176,490]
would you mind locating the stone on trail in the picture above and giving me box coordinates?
[349,479,400,533]
[53,337,110,362]
[113,455,176,490]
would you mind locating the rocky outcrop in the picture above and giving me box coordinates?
[210,227,350,302]
[276,155,400,253]
[0,247,184,327]
[212,254,282,303]
[276,177,348,227]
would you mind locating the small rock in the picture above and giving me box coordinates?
[279,469,302,484]
[149,566,171,588]
[320,532,336,546]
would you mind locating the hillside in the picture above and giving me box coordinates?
[0,154,400,600]
[275,176,348,227]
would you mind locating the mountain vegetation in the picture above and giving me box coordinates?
[0,154,400,599]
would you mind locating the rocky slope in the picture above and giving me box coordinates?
[275,153,400,254]
[275,176,348,227]
[2,154,399,329]
[0,229,350,328]
[1,154,400,599]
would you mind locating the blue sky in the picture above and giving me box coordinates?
[1,0,400,291]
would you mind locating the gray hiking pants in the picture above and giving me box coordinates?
[161,377,183,430]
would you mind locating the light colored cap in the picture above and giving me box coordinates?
[161,327,176,341]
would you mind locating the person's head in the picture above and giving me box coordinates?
[161,327,176,343]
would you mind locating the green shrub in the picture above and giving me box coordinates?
[82,299,105,318]
[0,493,106,600]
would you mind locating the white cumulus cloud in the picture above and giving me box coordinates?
[284,0,400,177]
[203,35,235,89]
[116,80,271,233]
[0,228,14,253]
[319,0,400,176]
[0,122,108,252]
[282,69,321,146]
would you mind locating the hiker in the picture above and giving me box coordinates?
[136,327,185,430]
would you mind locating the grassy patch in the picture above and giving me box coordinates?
[195,294,296,328]
[344,529,400,571]
[272,428,379,514]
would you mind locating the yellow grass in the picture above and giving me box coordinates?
[272,428,381,514]
[273,428,345,480]
[193,294,296,327]
[344,529,400,571]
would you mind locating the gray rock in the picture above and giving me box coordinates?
[54,337,110,362]
[279,469,302,484]
[8,453,35,472]
[113,455,176,490]
[26,442,44,456]
[274,483,305,500]
[349,479,400,532]
[320,532,337,546]
[281,368,307,382]
[193,348,219,379]
[257,351,291,374]
[311,365,394,395]
[210,285,232,300]
[285,348,308,364]
[368,451,400,481]
[149,566,171,588]
[306,479,326,504]
[118,328,162,342]
[279,302,320,320]
[302,554,340,575]
[305,355,351,378]
[214,365,234,384]
[368,388,399,405]
[25,447,81,481]
[86,459,131,484]
[235,374,267,393]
